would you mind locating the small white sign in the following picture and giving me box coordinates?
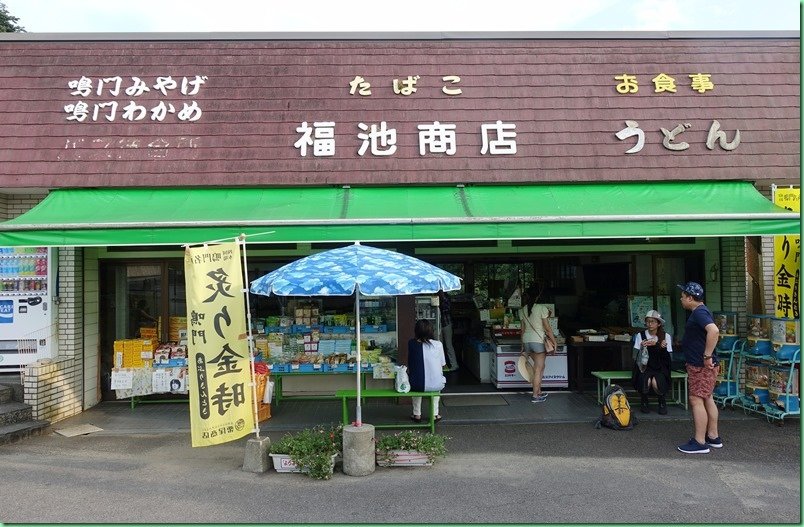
[152,369,170,393]
[110,369,133,390]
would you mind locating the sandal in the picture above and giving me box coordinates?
[410,415,422,423]
[434,415,443,422]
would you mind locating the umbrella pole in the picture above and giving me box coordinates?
[355,290,362,426]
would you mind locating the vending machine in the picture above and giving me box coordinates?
[0,247,57,370]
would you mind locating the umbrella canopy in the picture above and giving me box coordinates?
[250,243,461,296]
[249,242,461,425]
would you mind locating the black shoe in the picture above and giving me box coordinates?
[658,396,668,415]
[640,395,650,413]
[410,415,422,423]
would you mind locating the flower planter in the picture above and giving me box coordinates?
[269,453,338,474]
[376,449,433,467]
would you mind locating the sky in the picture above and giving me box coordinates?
[3,0,801,33]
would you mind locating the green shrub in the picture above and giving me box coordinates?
[271,423,343,480]
[375,430,448,464]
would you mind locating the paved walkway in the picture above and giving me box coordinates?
[52,390,757,435]
[1,415,798,523]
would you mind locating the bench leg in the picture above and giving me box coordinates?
[341,397,349,425]
[683,379,688,410]
[274,376,282,407]
[429,396,436,433]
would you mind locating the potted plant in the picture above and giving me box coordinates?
[269,423,342,480]
[375,429,448,467]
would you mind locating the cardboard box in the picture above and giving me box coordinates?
[258,403,271,422]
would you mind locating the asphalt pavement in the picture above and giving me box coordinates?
[0,409,799,524]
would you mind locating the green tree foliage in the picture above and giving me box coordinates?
[0,2,25,33]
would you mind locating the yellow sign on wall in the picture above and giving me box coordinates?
[773,188,800,319]
[185,242,254,447]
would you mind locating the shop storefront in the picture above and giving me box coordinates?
[0,31,798,422]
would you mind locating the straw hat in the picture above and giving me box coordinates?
[517,355,534,383]
[645,309,665,325]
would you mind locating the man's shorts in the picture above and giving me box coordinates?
[686,364,717,398]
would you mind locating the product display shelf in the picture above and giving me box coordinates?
[732,345,800,423]
[271,369,372,406]
[713,339,745,408]
[761,348,800,423]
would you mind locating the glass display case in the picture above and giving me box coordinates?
[713,311,738,350]
[769,365,800,412]
[747,314,772,355]
[771,317,800,361]
[744,362,770,404]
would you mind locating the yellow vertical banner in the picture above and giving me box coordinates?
[185,242,254,447]
[773,188,800,319]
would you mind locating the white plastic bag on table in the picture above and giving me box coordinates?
[394,365,411,393]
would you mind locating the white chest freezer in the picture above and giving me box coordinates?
[491,340,568,389]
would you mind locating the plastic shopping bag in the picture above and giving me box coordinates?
[264,380,274,404]
[394,365,411,393]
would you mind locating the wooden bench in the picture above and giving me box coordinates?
[591,370,688,410]
[336,388,440,433]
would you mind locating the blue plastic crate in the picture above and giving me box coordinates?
[717,335,739,351]
[714,381,738,396]
[772,394,800,412]
[773,345,800,361]
[270,363,289,373]
[747,339,773,355]
[748,388,770,405]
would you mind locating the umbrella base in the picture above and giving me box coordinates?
[342,423,376,476]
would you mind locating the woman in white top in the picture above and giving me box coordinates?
[406,319,447,423]
[631,309,673,414]
[519,285,557,403]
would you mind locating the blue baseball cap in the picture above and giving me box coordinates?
[677,281,704,297]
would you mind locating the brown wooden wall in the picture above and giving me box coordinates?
[0,37,798,188]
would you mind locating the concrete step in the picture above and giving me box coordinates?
[0,384,11,404]
[0,381,24,403]
[0,401,33,426]
[0,419,50,446]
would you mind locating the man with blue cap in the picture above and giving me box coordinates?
[676,281,722,454]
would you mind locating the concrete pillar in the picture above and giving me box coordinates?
[242,436,271,473]
[342,424,375,476]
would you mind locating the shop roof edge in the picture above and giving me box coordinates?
[0,30,799,42]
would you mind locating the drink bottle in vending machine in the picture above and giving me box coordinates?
[0,247,57,370]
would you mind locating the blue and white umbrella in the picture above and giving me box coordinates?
[250,242,461,425]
